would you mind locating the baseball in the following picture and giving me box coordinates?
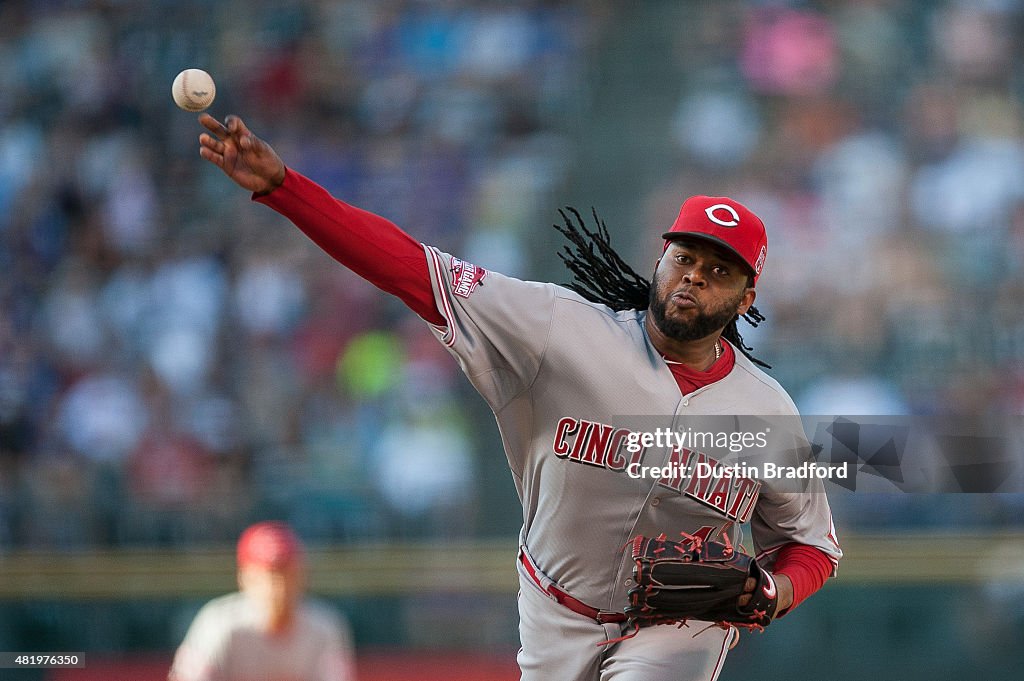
[172,68,216,112]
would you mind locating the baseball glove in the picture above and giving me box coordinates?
[624,532,778,632]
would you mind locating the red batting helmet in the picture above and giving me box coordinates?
[237,521,304,569]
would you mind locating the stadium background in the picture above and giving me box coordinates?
[1,0,1023,679]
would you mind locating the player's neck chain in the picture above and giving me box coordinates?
[662,339,721,366]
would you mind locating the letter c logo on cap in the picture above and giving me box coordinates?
[705,204,740,227]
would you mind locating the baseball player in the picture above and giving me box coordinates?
[195,113,842,681]
[168,521,357,681]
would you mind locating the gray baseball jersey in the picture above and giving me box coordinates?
[168,592,356,681]
[424,247,841,681]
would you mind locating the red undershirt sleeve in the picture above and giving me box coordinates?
[253,167,445,326]
[772,542,835,614]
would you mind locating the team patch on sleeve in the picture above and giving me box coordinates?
[451,257,486,298]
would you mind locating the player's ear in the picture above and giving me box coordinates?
[737,287,756,316]
[653,246,670,274]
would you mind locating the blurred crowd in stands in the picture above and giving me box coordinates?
[1,0,1023,551]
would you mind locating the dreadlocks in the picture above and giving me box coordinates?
[553,206,770,369]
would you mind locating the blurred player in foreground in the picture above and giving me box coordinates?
[194,113,841,681]
[169,521,357,681]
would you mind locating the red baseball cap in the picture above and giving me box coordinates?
[237,521,304,569]
[662,196,768,285]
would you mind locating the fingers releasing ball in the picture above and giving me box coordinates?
[172,69,216,112]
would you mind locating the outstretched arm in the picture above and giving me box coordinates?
[196,114,443,326]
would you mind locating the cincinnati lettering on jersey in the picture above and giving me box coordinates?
[655,447,761,523]
[451,257,486,298]
[552,417,646,471]
[551,417,760,523]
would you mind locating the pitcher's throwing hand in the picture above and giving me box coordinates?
[198,114,285,195]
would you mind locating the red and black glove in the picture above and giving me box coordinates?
[624,533,779,631]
